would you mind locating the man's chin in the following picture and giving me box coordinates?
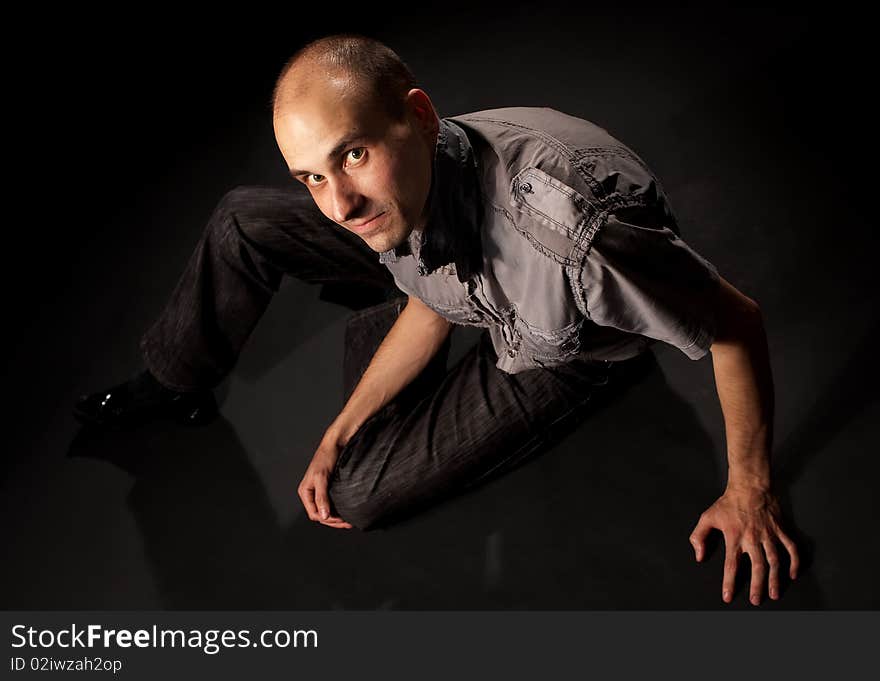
[364,226,411,253]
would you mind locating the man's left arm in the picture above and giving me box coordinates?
[577,203,801,605]
[689,275,800,605]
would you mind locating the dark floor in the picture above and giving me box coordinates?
[4,4,877,609]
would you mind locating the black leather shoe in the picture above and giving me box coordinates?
[73,370,218,427]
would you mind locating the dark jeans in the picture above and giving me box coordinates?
[141,183,655,530]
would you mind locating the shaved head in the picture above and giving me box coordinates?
[272,34,417,121]
[271,34,439,254]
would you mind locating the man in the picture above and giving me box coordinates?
[74,34,799,606]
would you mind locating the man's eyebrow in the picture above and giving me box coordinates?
[287,134,369,176]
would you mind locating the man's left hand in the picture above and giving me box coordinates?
[689,485,799,605]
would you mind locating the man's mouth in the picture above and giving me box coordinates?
[349,211,386,234]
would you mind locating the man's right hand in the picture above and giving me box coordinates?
[297,441,353,529]
[296,296,451,531]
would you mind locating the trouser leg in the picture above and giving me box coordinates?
[328,324,656,531]
[139,183,397,392]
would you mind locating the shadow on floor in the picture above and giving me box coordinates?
[64,345,823,610]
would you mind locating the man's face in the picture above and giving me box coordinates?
[273,76,437,253]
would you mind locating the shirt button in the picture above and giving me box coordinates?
[507,349,517,357]
[519,182,533,194]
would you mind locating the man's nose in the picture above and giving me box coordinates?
[329,179,365,224]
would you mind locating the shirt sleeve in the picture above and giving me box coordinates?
[578,204,722,360]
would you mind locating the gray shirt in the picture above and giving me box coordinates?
[379,107,721,373]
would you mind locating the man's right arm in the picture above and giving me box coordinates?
[325,294,452,448]
[298,295,453,526]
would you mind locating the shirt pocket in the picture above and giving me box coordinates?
[389,267,488,326]
[423,299,487,325]
[418,280,491,327]
[509,166,595,266]
[514,313,584,368]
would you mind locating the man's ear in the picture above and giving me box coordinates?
[405,88,439,136]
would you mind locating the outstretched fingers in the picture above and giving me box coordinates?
[689,513,712,562]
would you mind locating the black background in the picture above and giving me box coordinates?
[5,2,877,610]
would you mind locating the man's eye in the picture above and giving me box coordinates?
[347,148,366,163]
[306,174,325,186]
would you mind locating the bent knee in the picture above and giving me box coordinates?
[213,185,269,237]
[328,475,389,531]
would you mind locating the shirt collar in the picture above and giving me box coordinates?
[378,117,483,283]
